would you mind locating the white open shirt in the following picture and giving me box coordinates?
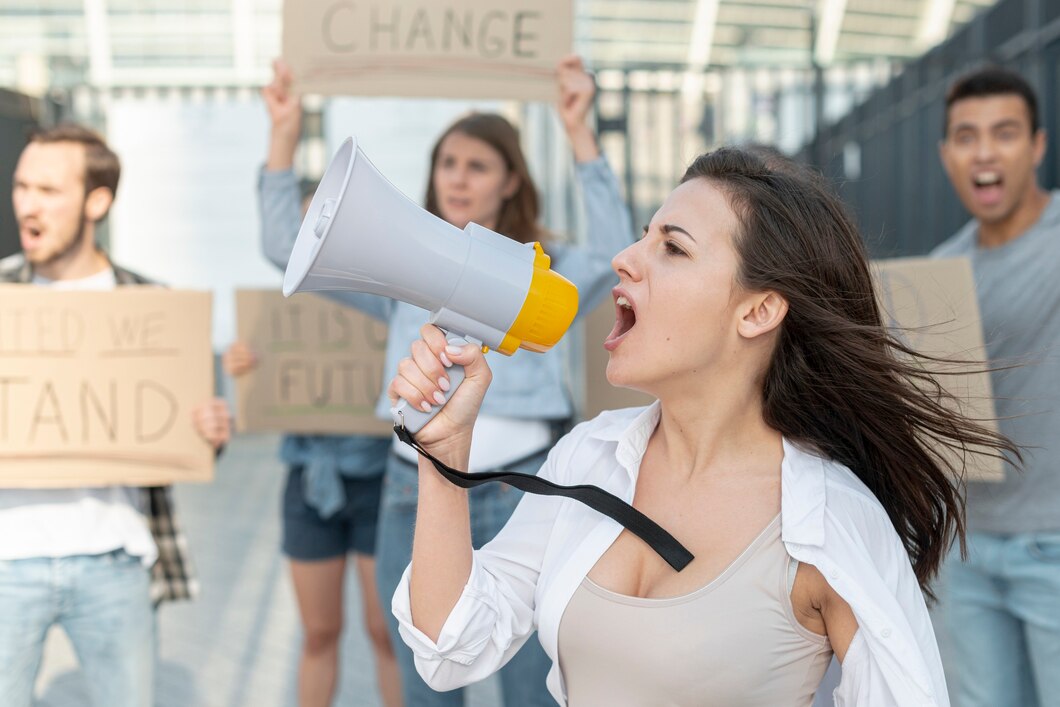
[393,402,949,706]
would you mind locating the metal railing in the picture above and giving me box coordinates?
[0,88,43,258]
[588,60,900,232]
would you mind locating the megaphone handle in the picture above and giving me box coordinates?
[390,334,470,434]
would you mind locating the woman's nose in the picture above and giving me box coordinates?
[450,165,470,185]
[611,241,641,281]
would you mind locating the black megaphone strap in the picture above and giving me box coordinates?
[393,425,694,572]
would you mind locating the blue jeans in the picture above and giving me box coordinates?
[0,550,155,707]
[377,450,555,707]
[938,530,1060,707]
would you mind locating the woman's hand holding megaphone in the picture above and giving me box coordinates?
[388,324,492,462]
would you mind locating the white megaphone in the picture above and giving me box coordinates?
[283,137,578,434]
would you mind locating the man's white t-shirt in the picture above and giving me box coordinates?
[0,269,158,566]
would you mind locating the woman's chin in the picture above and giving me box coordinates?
[605,360,647,392]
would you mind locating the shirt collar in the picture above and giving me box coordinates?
[590,401,828,548]
[587,401,660,476]
[14,248,138,286]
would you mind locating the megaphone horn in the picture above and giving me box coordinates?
[283,136,578,433]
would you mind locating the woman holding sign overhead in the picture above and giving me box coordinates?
[253,56,634,706]
[386,148,1019,706]
[224,62,400,707]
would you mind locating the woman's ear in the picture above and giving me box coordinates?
[84,187,114,223]
[737,291,788,340]
[502,172,521,199]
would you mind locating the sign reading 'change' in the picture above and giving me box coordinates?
[283,0,573,100]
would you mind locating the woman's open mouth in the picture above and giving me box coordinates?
[604,294,636,351]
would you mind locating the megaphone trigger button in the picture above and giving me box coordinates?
[481,345,490,354]
[313,198,338,238]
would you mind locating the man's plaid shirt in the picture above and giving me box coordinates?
[0,252,198,604]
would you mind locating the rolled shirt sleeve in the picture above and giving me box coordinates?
[391,448,568,691]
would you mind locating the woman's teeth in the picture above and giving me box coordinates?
[616,295,632,309]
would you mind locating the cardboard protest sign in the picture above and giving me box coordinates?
[283,0,572,101]
[582,257,1001,481]
[874,256,1001,481]
[234,290,391,436]
[0,287,214,487]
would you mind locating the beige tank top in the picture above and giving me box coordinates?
[557,515,832,706]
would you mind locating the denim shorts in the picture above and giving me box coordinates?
[282,466,383,560]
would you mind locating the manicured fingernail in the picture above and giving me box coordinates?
[446,345,462,356]
[420,401,432,413]
[433,391,446,405]
[438,377,450,392]
[440,352,453,367]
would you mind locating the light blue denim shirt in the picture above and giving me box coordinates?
[256,180,394,518]
[259,156,633,425]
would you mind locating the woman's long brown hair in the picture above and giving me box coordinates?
[424,113,545,244]
[683,148,1019,597]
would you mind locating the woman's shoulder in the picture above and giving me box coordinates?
[786,441,897,539]
[818,458,910,561]
[822,459,886,511]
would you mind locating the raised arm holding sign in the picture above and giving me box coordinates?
[224,58,401,707]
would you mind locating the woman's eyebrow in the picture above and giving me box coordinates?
[661,224,696,242]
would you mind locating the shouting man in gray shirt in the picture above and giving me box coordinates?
[933,66,1060,707]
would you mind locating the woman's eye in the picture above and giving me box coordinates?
[664,240,687,256]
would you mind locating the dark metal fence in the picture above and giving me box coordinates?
[591,61,898,232]
[0,88,43,258]
[801,0,1060,257]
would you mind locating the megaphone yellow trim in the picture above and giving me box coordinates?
[497,243,579,355]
